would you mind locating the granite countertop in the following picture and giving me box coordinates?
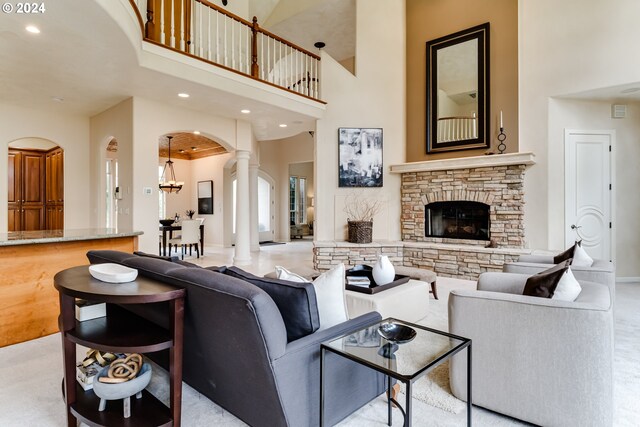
[0,228,143,247]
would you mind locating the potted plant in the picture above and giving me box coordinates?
[343,193,382,244]
[185,209,195,219]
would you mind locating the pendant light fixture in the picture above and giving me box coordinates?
[159,135,183,193]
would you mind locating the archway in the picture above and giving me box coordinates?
[7,137,64,231]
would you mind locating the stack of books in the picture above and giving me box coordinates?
[346,276,371,287]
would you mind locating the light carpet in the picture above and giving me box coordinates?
[1,279,638,426]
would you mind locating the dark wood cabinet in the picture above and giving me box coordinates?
[45,148,64,229]
[8,147,63,231]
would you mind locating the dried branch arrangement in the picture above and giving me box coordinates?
[343,192,383,222]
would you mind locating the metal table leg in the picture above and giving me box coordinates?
[387,376,392,426]
[467,343,472,426]
[405,381,412,427]
[320,347,325,427]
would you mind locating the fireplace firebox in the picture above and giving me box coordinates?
[425,201,490,240]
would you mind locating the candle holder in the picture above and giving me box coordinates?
[497,127,507,154]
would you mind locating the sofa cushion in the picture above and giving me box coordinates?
[522,260,570,298]
[222,266,320,341]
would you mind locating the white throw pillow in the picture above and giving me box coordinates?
[553,267,582,301]
[572,244,594,267]
[275,264,349,330]
[275,266,309,283]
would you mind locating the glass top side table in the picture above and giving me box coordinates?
[321,318,472,427]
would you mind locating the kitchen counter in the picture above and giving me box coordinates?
[0,228,142,246]
[0,228,142,347]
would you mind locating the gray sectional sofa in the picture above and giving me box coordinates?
[86,250,386,427]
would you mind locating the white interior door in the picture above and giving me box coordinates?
[564,130,614,261]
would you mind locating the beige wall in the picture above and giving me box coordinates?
[406,0,518,162]
[315,0,405,242]
[90,98,134,230]
[260,132,314,241]
[519,0,640,272]
[0,103,91,233]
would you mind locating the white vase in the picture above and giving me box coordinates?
[372,255,395,286]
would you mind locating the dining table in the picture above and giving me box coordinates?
[159,223,205,257]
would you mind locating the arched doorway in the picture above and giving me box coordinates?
[7,137,64,231]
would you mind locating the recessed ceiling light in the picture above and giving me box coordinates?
[26,25,40,34]
[621,87,640,94]
[279,124,287,128]
[179,149,185,153]
[191,146,197,150]
[51,96,64,103]
[241,109,251,114]
[178,93,190,98]
[193,130,200,135]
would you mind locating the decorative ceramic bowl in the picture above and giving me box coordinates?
[93,363,152,401]
[377,322,417,344]
[159,219,175,226]
[89,263,138,283]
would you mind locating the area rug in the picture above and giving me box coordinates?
[391,277,472,414]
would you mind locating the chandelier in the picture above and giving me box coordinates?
[159,135,183,193]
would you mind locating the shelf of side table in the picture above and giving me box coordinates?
[55,265,185,427]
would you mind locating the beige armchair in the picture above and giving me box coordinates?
[448,272,613,427]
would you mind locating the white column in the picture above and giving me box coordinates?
[233,150,251,265]
[249,164,260,252]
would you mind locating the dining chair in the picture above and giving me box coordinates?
[168,219,200,259]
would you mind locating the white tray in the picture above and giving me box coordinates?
[89,263,138,283]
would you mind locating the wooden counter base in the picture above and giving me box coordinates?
[0,236,137,347]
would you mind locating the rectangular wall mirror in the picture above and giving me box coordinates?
[426,23,490,153]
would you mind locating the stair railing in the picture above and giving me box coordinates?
[129,0,322,101]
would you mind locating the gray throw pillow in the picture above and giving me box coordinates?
[523,260,571,298]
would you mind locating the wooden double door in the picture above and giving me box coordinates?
[8,147,64,231]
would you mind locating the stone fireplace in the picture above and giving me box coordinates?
[313,153,536,280]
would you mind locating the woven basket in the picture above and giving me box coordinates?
[347,220,373,244]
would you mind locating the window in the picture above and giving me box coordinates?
[289,176,307,225]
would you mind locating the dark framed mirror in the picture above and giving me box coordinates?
[426,23,490,153]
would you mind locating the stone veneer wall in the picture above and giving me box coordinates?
[313,241,528,281]
[401,165,526,248]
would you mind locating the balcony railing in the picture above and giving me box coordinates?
[128,0,322,101]
[437,116,478,143]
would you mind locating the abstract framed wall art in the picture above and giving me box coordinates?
[338,127,383,187]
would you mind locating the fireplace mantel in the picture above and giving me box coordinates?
[390,152,536,174]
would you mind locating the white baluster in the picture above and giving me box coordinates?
[215,11,219,63]
[207,7,211,60]
[224,16,228,67]
[160,0,165,44]
[170,0,175,48]
[198,2,203,57]
[232,18,236,70]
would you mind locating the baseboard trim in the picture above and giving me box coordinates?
[616,277,640,283]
